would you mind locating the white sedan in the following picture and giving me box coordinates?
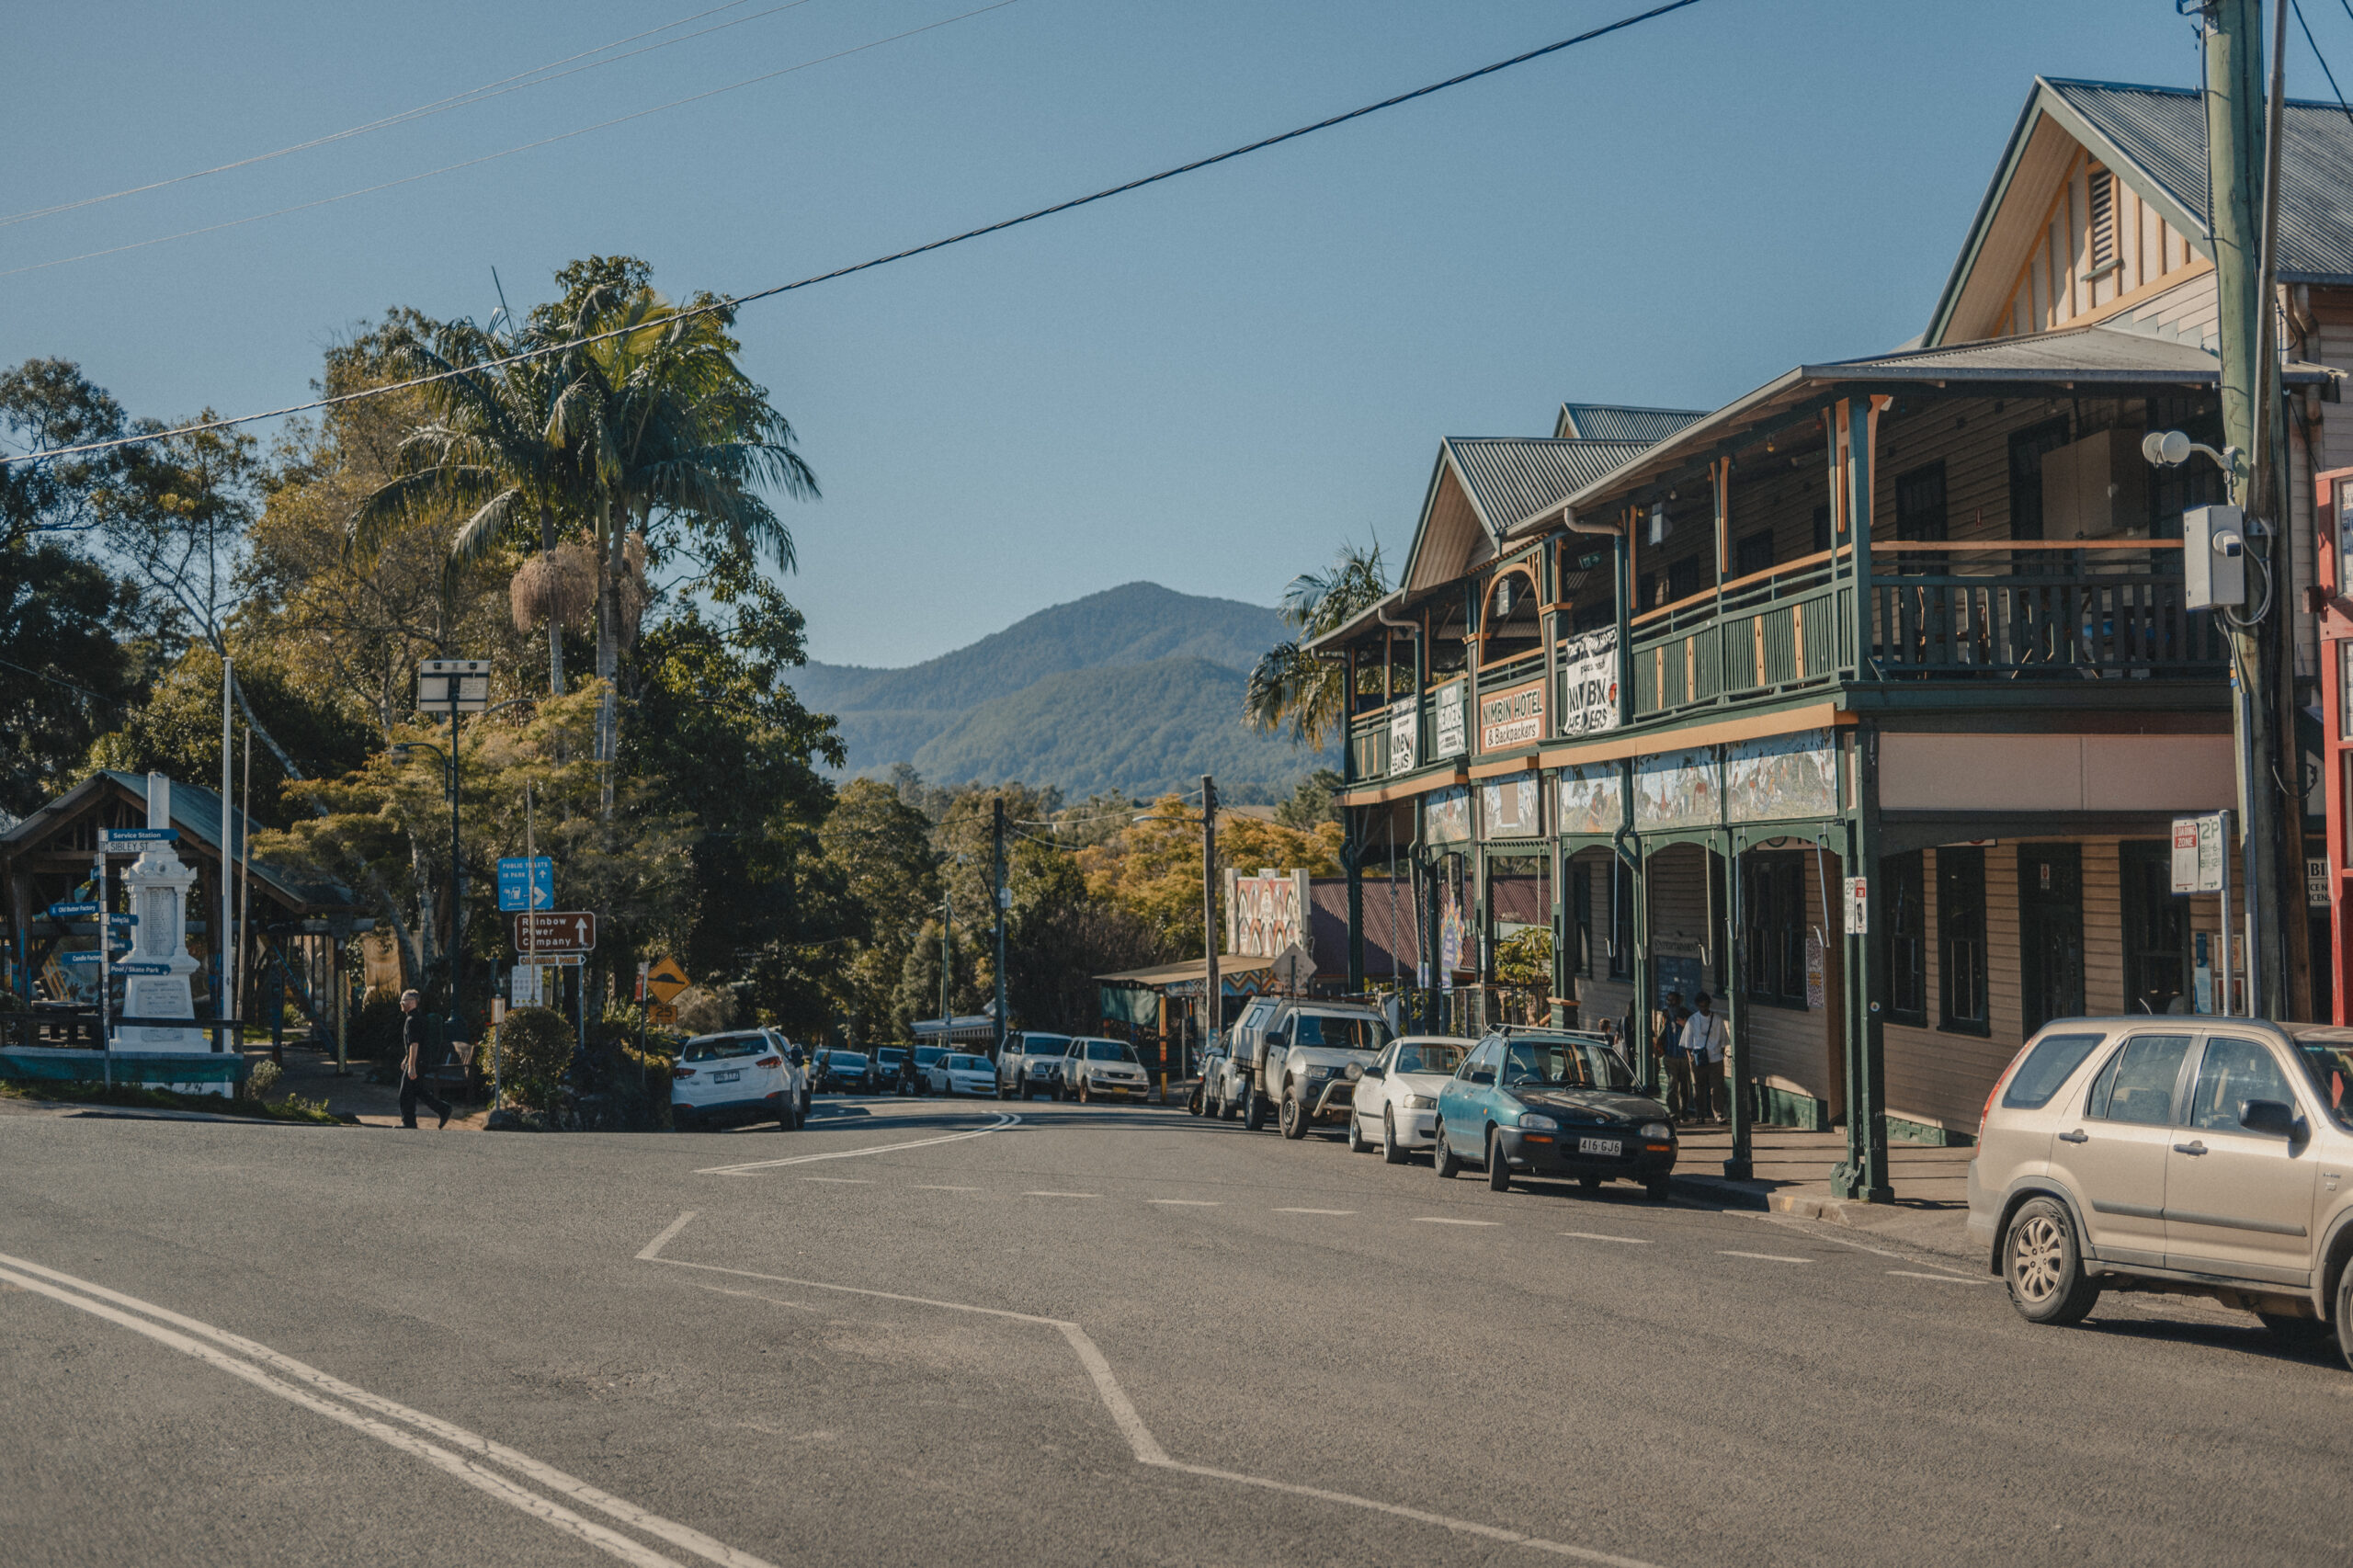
[926,1051,997,1096]
[1347,1036,1473,1163]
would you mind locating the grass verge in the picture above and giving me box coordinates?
[0,1078,343,1124]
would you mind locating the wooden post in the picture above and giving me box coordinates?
[1722,833,1752,1181]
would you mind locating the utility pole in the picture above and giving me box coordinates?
[220,656,234,1052]
[1200,774,1218,1082]
[992,797,1008,1061]
[2203,0,2286,1015]
[939,888,953,1028]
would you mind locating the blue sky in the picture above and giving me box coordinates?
[0,2,2311,665]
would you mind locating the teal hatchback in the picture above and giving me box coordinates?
[1433,1030,1677,1199]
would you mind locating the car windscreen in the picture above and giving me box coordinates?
[2001,1032,2105,1110]
[682,1035,766,1062]
[1085,1041,1137,1062]
[943,1054,988,1071]
[1022,1035,1071,1055]
[914,1047,946,1064]
[875,1049,907,1064]
[1395,1043,1464,1075]
[2295,1040,2353,1131]
[831,1053,869,1069]
[1500,1039,1631,1091]
[1291,1014,1389,1051]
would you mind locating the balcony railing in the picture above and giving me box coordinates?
[1631,549,1852,721]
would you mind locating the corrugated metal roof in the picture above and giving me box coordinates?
[0,770,356,910]
[2047,78,2353,283]
[1810,322,2224,380]
[1554,404,1710,443]
[1444,437,1653,535]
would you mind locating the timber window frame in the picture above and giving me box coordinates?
[1609,858,1633,980]
[1886,851,1927,1028]
[1573,863,1595,978]
[1938,846,1990,1036]
[1741,852,1808,1011]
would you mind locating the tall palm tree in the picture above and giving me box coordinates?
[1244,540,1391,749]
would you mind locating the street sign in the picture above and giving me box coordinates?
[101,828,176,846]
[417,658,491,713]
[508,910,596,952]
[647,1001,677,1027]
[46,901,97,918]
[58,950,101,965]
[1843,876,1870,936]
[2172,812,2228,894]
[116,962,172,976]
[495,856,554,912]
[644,955,689,1005]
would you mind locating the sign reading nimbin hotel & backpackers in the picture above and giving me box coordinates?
[1477,681,1544,752]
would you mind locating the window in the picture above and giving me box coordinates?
[1742,852,1808,1008]
[2006,418,2071,543]
[1734,529,1775,578]
[1462,1039,1501,1085]
[1895,460,1949,542]
[1637,570,1659,610]
[2086,1033,2192,1125]
[2002,1032,2106,1109]
[2188,1036,2296,1131]
[1812,503,1833,554]
[2120,841,2188,1016]
[1395,1042,1462,1075]
[1939,846,1989,1033]
[1573,864,1594,977]
[1665,556,1702,603]
[1887,851,1926,1026]
[2087,167,2118,273]
[1609,858,1633,979]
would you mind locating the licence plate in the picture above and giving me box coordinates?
[713,1070,741,1084]
[1577,1136,1621,1157]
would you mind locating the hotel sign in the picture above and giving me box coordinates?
[1388,697,1416,774]
[1478,681,1545,752]
[1434,682,1467,758]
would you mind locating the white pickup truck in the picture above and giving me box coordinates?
[1212,997,1392,1139]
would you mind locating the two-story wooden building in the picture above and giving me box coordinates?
[1319,78,2353,1199]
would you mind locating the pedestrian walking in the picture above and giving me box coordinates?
[399,989,452,1131]
[1681,991,1729,1123]
[1654,988,1692,1120]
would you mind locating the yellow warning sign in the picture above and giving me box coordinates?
[645,955,689,1005]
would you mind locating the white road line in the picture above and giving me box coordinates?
[695,1112,1019,1175]
[1147,1199,1221,1206]
[1024,1190,1100,1199]
[801,1176,870,1185]
[636,1221,1660,1568]
[911,1185,980,1191]
[0,1251,775,1568]
[1414,1217,1500,1227]
[1888,1269,1993,1285]
[1719,1250,1812,1264]
[1273,1208,1355,1216]
[1560,1232,1651,1244]
[636,1210,699,1261]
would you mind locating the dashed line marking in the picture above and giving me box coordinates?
[801,1177,870,1185]
[1273,1208,1355,1216]
[1560,1232,1651,1244]
[1147,1199,1221,1207]
[1720,1250,1812,1264]
[1888,1269,1992,1285]
[1414,1217,1500,1227]
[911,1185,979,1191]
[1024,1191,1100,1199]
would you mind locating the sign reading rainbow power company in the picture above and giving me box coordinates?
[1477,681,1545,751]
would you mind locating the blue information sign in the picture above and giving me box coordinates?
[101,828,177,845]
[115,961,173,976]
[496,856,555,913]
[58,950,101,965]
[46,901,97,918]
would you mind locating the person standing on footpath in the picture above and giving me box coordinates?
[1653,988,1691,1119]
[399,989,451,1130]
[1681,991,1729,1123]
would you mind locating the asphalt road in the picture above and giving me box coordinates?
[4,1093,2348,1568]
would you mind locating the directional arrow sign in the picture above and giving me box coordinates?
[115,962,173,976]
[495,856,554,913]
[57,950,102,965]
[46,901,97,918]
[101,828,177,845]
[508,911,596,953]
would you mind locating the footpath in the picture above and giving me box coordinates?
[1668,1125,1977,1262]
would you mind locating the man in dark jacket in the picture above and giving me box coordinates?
[399,989,451,1130]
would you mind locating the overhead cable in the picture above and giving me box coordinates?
[0,0,1706,471]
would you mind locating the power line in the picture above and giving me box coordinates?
[0,0,827,232]
[0,0,1707,472]
[2300,0,2353,126]
[2,0,1024,281]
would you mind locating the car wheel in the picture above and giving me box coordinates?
[1381,1108,1408,1165]
[1432,1119,1460,1178]
[1279,1086,1309,1141]
[1244,1087,1267,1131]
[1579,1175,1602,1194]
[1345,1108,1368,1153]
[1019,1083,1033,1101]
[2003,1197,2102,1325]
[2336,1266,2353,1372]
[2256,1312,2332,1348]
[672,1107,696,1132]
[1486,1128,1511,1192]
[1079,1077,1093,1105]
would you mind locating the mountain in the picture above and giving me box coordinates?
[789,582,1336,798]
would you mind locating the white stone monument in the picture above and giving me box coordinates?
[113,771,203,1053]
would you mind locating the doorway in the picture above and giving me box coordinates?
[2019,845,2086,1033]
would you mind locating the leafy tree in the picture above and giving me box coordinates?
[0,358,129,549]
[1243,540,1391,748]
[813,777,938,1044]
[0,538,143,816]
[1076,793,1343,957]
[1274,767,1344,830]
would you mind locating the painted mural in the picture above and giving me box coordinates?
[1480,776,1542,838]
[1633,748,1722,831]
[1724,728,1838,824]
[1426,784,1472,844]
[1556,762,1623,836]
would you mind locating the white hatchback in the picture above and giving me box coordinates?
[1063,1038,1152,1102]
[1347,1035,1474,1162]
[926,1051,997,1096]
[672,1029,803,1131]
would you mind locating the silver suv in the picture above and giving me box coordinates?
[1969,1017,2353,1364]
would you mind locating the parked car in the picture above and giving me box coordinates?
[817,1050,876,1094]
[1432,1029,1675,1198]
[1346,1035,1474,1162]
[926,1051,996,1096]
[997,1032,1072,1099]
[1188,1042,1224,1115]
[1222,997,1393,1136]
[1062,1038,1152,1102]
[1970,1018,2353,1361]
[779,1039,814,1121]
[874,1046,923,1095]
[672,1029,805,1131]
[914,1044,949,1082]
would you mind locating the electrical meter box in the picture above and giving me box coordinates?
[2183,504,2247,610]
[2039,427,2149,539]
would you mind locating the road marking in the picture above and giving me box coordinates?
[635,1221,1660,1568]
[1147,1199,1222,1206]
[1560,1232,1651,1244]
[1024,1190,1100,1199]
[1888,1269,1993,1285]
[1719,1250,1812,1264]
[911,1185,980,1191]
[695,1112,1019,1175]
[636,1210,699,1261]
[1414,1217,1500,1227]
[1273,1208,1356,1216]
[0,1248,774,1568]
[801,1176,870,1185]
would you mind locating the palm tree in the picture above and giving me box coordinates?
[1243,540,1392,749]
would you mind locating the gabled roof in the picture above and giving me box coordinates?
[1929,76,2353,346]
[1445,438,1654,533]
[0,770,357,913]
[1554,403,1710,443]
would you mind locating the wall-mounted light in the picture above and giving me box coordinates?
[1495,575,1515,618]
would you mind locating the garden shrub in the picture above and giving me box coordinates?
[492,1006,575,1110]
